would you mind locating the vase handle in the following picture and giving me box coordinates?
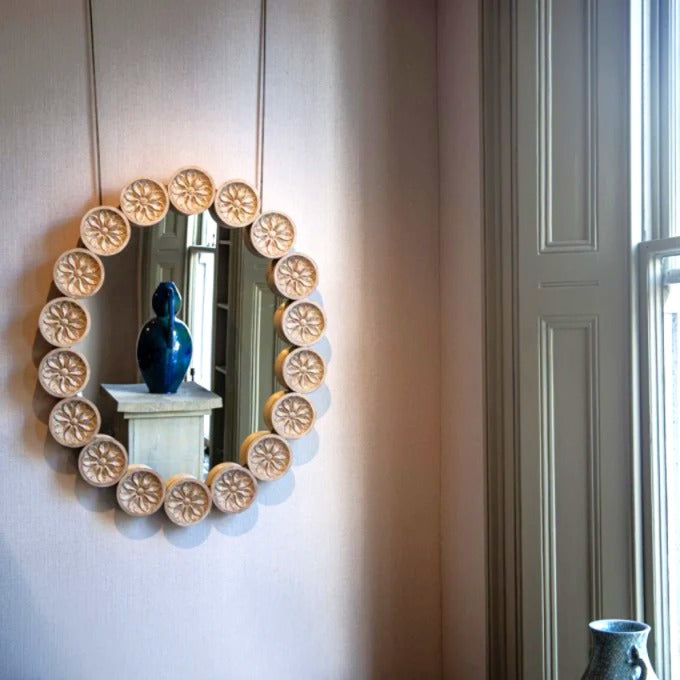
[630,645,648,680]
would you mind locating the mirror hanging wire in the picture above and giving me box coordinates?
[86,0,103,206]
[255,0,268,202]
[85,0,267,209]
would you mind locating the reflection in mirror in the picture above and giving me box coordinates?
[102,207,282,481]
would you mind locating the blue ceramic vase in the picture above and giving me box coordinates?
[136,282,192,394]
[581,620,658,679]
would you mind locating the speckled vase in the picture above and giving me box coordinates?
[136,282,192,394]
[581,620,657,680]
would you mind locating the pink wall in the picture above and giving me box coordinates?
[438,0,488,676]
[0,1,443,678]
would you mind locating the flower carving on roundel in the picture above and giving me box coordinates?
[273,254,318,299]
[272,394,315,439]
[212,466,257,513]
[214,180,260,227]
[120,178,169,226]
[80,207,131,256]
[283,301,325,346]
[53,249,104,298]
[250,212,295,258]
[283,349,325,393]
[39,348,89,398]
[164,478,211,526]
[248,436,291,481]
[49,397,100,448]
[39,298,89,347]
[78,435,127,487]
[116,467,164,516]
[168,167,215,215]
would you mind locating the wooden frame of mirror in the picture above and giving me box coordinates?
[37,166,327,527]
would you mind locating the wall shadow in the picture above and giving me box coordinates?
[211,501,259,536]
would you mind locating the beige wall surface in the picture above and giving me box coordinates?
[438,0,487,677]
[0,1,442,679]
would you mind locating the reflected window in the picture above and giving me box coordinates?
[186,211,217,392]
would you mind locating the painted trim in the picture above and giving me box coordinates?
[538,315,603,680]
[537,0,598,253]
[482,0,521,677]
[637,236,680,679]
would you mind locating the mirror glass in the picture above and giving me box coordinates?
[100,207,282,480]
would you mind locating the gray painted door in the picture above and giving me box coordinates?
[512,1,633,677]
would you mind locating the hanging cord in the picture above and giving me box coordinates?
[86,0,103,205]
[255,0,267,202]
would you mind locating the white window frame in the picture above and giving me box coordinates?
[634,1,680,677]
[639,236,680,679]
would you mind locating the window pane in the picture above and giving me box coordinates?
[640,242,680,679]
[650,249,680,676]
[664,267,680,672]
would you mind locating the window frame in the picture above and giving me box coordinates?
[634,1,680,677]
[638,236,680,679]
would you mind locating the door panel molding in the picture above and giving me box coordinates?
[538,0,599,253]
[538,315,603,679]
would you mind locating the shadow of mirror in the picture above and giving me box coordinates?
[290,428,320,467]
[211,502,259,536]
[163,518,211,548]
[74,476,116,512]
[113,507,164,540]
[309,384,331,419]
[256,469,296,506]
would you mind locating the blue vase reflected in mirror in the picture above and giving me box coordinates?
[136,281,193,394]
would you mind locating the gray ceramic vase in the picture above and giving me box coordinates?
[581,619,658,679]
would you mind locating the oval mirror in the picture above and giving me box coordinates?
[38,169,327,526]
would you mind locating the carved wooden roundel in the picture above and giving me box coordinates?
[49,396,101,448]
[164,475,212,526]
[267,253,318,300]
[37,166,327,528]
[119,178,169,226]
[39,297,90,347]
[39,348,90,398]
[213,179,260,227]
[80,207,131,256]
[239,432,292,482]
[167,167,216,215]
[275,346,326,394]
[206,462,258,513]
[78,434,128,487]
